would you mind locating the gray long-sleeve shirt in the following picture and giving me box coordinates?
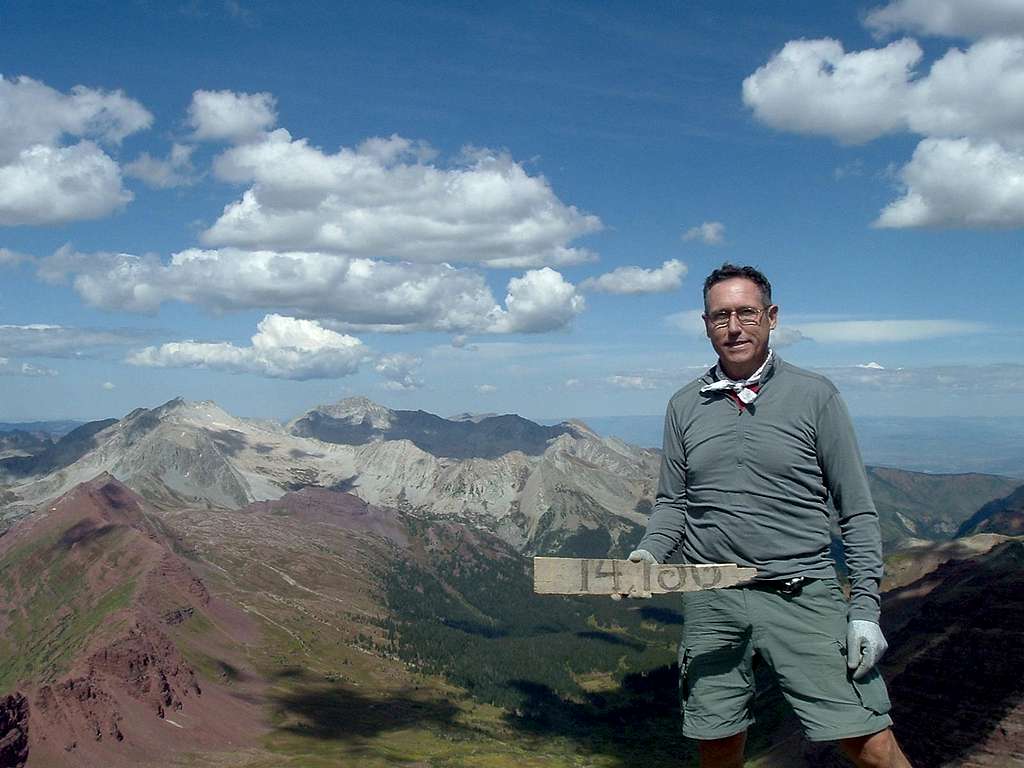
[637,355,883,622]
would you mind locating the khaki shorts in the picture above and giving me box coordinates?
[678,578,892,742]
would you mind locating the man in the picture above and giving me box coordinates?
[627,264,911,767]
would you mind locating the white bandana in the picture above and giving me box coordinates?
[700,349,774,404]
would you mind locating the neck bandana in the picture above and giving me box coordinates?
[700,349,774,404]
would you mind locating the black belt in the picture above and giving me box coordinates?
[743,576,813,596]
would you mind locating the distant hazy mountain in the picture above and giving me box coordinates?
[570,414,1024,477]
[1,395,1015,561]
[1,397,660,557]
[866,467,1019,547]
[290,396,577,459]
[0,419,117,478]
[0,420,84,437]
[956,483,1024,537]
[0,430,52,461]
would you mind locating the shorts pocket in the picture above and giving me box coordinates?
[833,641,892,716]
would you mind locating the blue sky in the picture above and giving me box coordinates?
[1,0,1022,423]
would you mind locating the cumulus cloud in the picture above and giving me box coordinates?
[745,36,1024,147]
[488,267,585,333]
[125,143,196,189]
[374,353,423,390]
[0,323,149,358]
[0,357,57,377]
[476,384,497,394]
[0,75,151,160]
[875,138,1024,227]
[102,381,116,390]
[0,142,133,226]
[39,246,583,334]
[742,38,922,145]
[188,89,277,142]
[127,314,368,380]
[0,75,150,225]
[865,0,1024,40]
[744,31,1024,228]
[580,259,686,294]
[201,128,600,267]
[682,221,726,245]
[564,378,583,389]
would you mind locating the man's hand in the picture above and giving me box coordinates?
[846,619,888,680]
[610,549,658,601]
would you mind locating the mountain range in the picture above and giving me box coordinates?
[0,395,1021,766]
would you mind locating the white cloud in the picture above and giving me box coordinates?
[0,75,151,161]
[40,246,583,334]
[769,327,807,348]
[792,319,986,343]
[564,378,583,389]
[745,32,1024,228]
[0,75,150,225]
[0,358,57,377]
[742,38,922,145]
[188,89,277,142]
[0,142,132,225]
[476,384,497,394]
[0,248,30,267]
[857,362,886,369]
[0,323,148,358]
[904,39,1024,146]
[666,309,706,336]
[606,375,660,390]
[127,314,367,380]
[670,311,983,345]
[125,143,196,189]
[875,138,1024,228]
[202,128,600,267]
[682,221,726,245]
[580,259,686,294]
[866,0,1024,40]
[821,363,1024,393]
[102,381,116,390]
[488,267,584,333]
[374,353,423,390]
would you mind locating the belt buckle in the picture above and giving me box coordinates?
[778,576,805,596]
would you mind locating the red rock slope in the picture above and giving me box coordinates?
[0,474,263,768]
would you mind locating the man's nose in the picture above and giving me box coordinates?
[726,312,743,332]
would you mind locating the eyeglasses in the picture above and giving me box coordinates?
[705,306,770,329]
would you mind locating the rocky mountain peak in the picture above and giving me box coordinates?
[313,396,394,429]
[448,412,499,423]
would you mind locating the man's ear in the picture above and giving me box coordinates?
[768,305,779,331]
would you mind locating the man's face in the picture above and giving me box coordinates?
[704,277,778,379]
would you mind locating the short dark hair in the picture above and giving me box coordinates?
[703,263,772,311]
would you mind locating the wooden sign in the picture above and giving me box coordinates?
[533,557,756,596]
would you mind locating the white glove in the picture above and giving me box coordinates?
[628,549,658,564]
[610,549,658,601]
[847,619,888,680]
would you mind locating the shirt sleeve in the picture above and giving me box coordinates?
[815,391,883,623]
[637,399,687,563]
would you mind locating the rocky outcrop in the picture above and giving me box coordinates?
[0,692,29,768]
[885,541,1024,767]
